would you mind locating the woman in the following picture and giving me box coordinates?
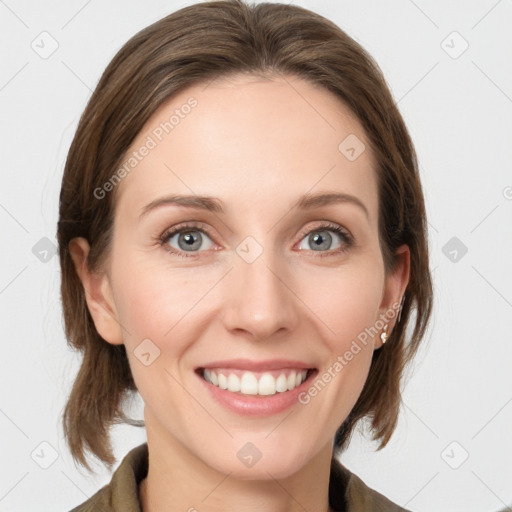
[58,1,433,510]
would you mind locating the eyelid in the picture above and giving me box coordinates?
[296,220,352,242]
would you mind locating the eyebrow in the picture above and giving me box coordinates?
[138,191,369,221]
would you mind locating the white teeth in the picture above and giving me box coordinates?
[287,371,296,391]
[227,373,241,392]
[240,372,258,395]
[203,369,309,396]
[218,373,228,390]
[275,373,288,392]
[258,373,276,396]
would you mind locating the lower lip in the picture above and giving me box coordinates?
[196,370,318,417]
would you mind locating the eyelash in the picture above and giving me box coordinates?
[158,221,354,259]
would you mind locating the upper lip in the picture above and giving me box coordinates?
[198,359,315,372]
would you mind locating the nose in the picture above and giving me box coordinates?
[221,250,300,340]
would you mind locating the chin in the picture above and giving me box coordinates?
[201,442,313,481]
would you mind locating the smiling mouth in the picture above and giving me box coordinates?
[197,367,316,396]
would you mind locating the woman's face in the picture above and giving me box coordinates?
[81,74,408,478]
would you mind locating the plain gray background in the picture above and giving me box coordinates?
[1,0,511,510]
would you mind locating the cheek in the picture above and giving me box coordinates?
[111,248,215,341]
[111,262,206,408]
[297,262,384,351]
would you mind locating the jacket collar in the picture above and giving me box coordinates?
[78,442,407,512]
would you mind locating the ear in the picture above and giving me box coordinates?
[68,237,124,345]
[376,244,410,348]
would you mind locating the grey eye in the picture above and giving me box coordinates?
[298,229,343,252]
[168,230,214,252]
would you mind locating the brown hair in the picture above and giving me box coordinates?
[57,0,433,472]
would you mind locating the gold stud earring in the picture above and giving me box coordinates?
[380,324,389,344]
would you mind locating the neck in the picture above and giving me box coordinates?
[139,412,335,512]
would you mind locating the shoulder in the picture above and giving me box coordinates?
[330,457,411,512]
[68,443,148,512]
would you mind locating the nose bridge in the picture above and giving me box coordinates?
[222,241,298,338]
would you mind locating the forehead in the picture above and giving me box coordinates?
[113,74,378,224]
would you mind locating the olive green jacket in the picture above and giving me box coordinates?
[69,443,410,512]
